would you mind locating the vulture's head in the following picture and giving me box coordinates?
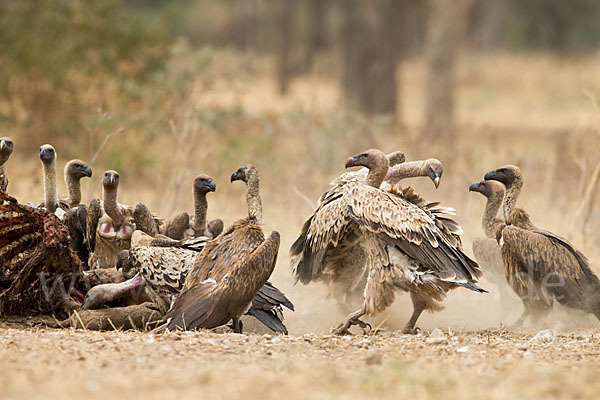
[386,150,406,167]
[0,137,14,159]
[425,159,443,188]
[484,165,521,187]
[469,180,505,198]
[65,159,92,180]
[345,149,388,170]
[103,170,120,190]
[194,174,216,194]
[39,144,56,165]
[231,165,258,184]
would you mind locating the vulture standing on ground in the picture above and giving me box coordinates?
[484,165,600,325]
[291,149,484,334]
[165,165,284,333]
[86,170,159,269]
[469,180,518,310]
[0,137,14,192]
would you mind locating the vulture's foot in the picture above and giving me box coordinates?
[332,317,371,336]
[401,327,421,335]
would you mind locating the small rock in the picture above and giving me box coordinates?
[456,346,470,353]
[271,337,281,344]
[365,349,382,365]
[426,328,447,345]
[532,330,554,341]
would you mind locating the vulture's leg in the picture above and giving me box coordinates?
[231,318,243,334]
[332,307,370,336]
[402,293,427,334]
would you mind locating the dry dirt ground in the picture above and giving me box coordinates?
[1,317,599,400]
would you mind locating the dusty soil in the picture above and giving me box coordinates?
[1,317,599,400]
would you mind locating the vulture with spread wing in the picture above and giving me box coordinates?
[165,165,285,333]
[291,149,484,334]
[485,165,600,325]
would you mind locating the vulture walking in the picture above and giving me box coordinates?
[86,170,159,269]
[291,149,484,334]
[0,137,14,192]
[469,180,518,311]
[165,165,285,333]
[485,165,600,325]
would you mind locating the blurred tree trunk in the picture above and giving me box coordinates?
[277,0,292,94]
[340,0,402,116]
[302,0,328,73]
[423,0,472,139]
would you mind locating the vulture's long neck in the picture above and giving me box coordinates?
[503,178,523,221]
[386,160,430,184]
[366,159,389,188]
[246,176,263,223]
[193,188,208,232]
[103,185,124,227]
[43,160,59,213]
[65,171,82,207]
[482,191,503,238]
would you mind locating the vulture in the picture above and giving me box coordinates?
[64,159,93,208]
[0,137,14,192]
[485,165,600,325]
[164,165,285,333]
[189,174,223,239]
[87,170,159,269]
[38,145,92,215]
[160,175,223,240]
[114,232,293,333]
[291,149,484,334]
[469,180,517,309]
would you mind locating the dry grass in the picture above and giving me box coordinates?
[3,50,600,398]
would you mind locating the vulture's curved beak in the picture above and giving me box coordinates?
[83,165,93,178]
[207,178,216,192]
[345,155,358,168]
[468,182,481,192]
[231,169,244,183]
[433,173,441,189]
[0,140,5,151]
[484,169,498,181]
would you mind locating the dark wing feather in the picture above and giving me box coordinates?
[86,198,102,253]
[167,224,280,331]
[133,203,159,236]
[64,204,89,269]
[246,281,294,334]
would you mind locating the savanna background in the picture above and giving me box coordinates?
[3,1,600,398]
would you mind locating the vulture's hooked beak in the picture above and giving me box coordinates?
[207,178,216,192]
[433,173,441,189]
[468,182,481,192]
[484,170,497,181]
[230,168,245,183]
[83,165,93,178]
[345,155,359,168]
[0,140,5,151]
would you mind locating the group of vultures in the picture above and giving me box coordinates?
[0,137,599,335]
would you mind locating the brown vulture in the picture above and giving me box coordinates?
[0,137,14,192]
[291,149,484,335]
[85,170,159,269]
[485,165,600,325]
[164,165,284,333]
[469,180,519,312]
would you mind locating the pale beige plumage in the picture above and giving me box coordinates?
[291,149,484,334]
